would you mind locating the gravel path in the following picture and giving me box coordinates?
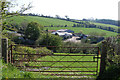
[64,37,81,43]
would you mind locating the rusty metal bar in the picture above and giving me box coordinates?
[96,47,99,75]
[14,60,97,62]
[11,44,99,48]
[16,66,97,68]
[25,70,97,72]
[14,53,97,56]
[42,73,97,76]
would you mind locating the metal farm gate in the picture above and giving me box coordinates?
[8,45,100,77]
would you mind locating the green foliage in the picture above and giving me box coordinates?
[14,46,53,55]
[91,22,118,30]
[35,32,62,52]
[14,46,36,54]
[89,32,106,36]
[12,36,24,44]
[81,39,90,43]
[0,1,32,31]
[97,35,120,80]
[57,42,97,54]
[2,62,34,78]
[104,35,120,65]
[2,30,15,39]
[99,65,120,80]
[17,21,29,33]
[36,32,62,46]
[13,46,53,67]
[24,22,42,41]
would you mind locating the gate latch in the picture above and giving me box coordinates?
[93,56,101,61]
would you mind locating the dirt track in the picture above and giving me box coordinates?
[64,37,81,43]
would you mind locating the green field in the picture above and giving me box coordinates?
[90,22,118,30]
[45,27,118,37]
[6,16,77,26]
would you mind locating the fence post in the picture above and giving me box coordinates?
[96,41,107,80]
[2,38,8,64]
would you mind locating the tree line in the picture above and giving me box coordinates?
[82,19,119,26]
[20,13,120,33]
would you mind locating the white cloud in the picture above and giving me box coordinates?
[16,0,119,20]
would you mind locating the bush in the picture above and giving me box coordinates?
[13,46,53,60]
[13,46,53,66]
[24,22,43,41]
[57,42,97,54]
[99,64,120,80]
[35,33,62,52]
[14,46,53,55]
[12,36,25,44]
[97,35,120,80]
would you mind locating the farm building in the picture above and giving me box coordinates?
[57,29,74,33]
[73,33,88,40]
[48,30,56,33]
[51,29,73,40]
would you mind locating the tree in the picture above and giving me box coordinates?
[24,22,43,41]
[65,15,68,19]
[0,0,32,30]
[97,35,120,80]
[55,15,60,19]
[35,32,62,51]
[65,15,70,21]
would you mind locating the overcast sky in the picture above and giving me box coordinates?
[14,0,119,20]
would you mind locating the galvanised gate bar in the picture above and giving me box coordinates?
[9,45,100,77]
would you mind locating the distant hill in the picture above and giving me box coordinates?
[5,15,119,37]
[83,19,118,26]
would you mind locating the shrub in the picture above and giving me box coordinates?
[57,42,97,54]
[13,46,53,66]
[12,36,25,44]
[24,22,43,41]
[97,35,120,80]
[99,64,120,80]
[35,33,62,52]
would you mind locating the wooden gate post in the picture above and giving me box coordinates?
[2,38,8,64]
[96,41,107,80]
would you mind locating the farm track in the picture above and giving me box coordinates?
[64,37,81,43]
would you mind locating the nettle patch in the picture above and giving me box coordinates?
[12,46,53,66]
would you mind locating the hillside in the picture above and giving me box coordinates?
[6,16,77,26]
[90,22,118,30]
[6,15,118,37]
